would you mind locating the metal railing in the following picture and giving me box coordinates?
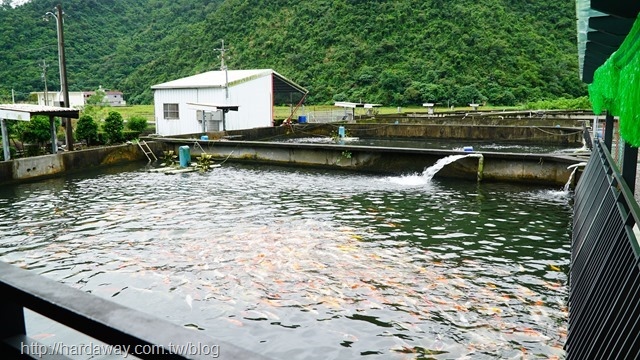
[566,135,640,358]
[0,261,270,359]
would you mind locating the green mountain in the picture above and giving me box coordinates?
[0,0,586,106]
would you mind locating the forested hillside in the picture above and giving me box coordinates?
[0,0,586,106]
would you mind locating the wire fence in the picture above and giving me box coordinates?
[290,107,381,124]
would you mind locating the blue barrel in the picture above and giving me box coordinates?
[298,115,307,124]
[179,145,190,168]
[338,126,346,138]
[201,135,209,141]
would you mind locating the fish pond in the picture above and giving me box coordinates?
[0,162,572,359]
[273,136,583,155]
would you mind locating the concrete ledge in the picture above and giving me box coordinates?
[158,138,585,187]
[0,142,163,185]
[172,123,584,145]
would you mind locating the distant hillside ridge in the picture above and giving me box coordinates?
[0,0,586,106]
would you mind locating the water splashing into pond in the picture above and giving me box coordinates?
[421,154,474,181]
[384,154,479,186]
[0,163,571,359]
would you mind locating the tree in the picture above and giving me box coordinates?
[16,116,59,155]
[456,85,486,105]
[421,83,445,104]
[103,111,124,144]
[19,116,53,145]
[126,115,148,134]
[83,88,110,122]
[0,0,587,106]
[75,114,99,145]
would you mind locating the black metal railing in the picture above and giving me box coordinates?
[566,137,640,359]
[0,261,270,359]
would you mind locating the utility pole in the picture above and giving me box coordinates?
[54,4,72,151]
[11,89,14,104]
[215,40,229,99]
[41,60,49,106]
[45,4,73,151]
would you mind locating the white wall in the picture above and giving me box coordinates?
[154,88,208,136]
[225,75,272,130]
[35,92,85,108]
[153,74,273,136]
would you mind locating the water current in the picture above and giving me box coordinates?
[0,162,572,359]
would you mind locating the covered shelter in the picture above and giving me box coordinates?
[152,69,307,136]
[334,102,382,120]
[0,104,79,161]
[576,0,640,83]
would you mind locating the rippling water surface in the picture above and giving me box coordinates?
[275,136,583,154]
[0,163,572,359]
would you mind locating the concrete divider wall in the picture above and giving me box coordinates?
[160,138,583,186]
[0,128,584,187]
[178,123,584,145]
[0,142,164,185]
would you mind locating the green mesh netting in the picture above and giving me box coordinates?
[588,13,640,147]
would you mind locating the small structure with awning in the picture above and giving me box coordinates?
[334,101,382,121]
[186,102,239,133]
[0,104,79,161]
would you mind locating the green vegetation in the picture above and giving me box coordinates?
[117,105,155,122]
[160,150,178,167]
[17,116,54,148]
[75,114,99,145]
[103,111,124,144]
[126,115,148,133]
[0,0,586,108]
[522,96,591,110]
[194,153,215,172]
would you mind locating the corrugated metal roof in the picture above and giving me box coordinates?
[0,104,79,121]
[150,69,308,95]
[151,69,273,89]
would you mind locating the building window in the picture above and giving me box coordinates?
[163,103,179,120]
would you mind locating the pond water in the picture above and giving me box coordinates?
[0,162,572,359]
[274,136,583,155]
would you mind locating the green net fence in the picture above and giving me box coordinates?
[589,13,640,147]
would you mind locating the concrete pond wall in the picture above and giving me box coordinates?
[0,121,587,187]
[212,122,585,145]
[0,142,164,185]
[158,138,585,187]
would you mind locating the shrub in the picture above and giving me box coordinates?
[523,96,591,110]
[0,147,16,161]
[75,115,99,145]
[18,115,55,147]
[126,115,148,133]
[103,111,124,144]
[123,130,141,141]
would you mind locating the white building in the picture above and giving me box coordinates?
[151,69,307,136]
[83,89,126,107]
[31,89,126,108]
[32,91,85,108]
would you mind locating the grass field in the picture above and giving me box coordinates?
[112,105,155,121]
[110,104,518,122]
[273,104,517,119]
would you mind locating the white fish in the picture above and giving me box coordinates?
[185,294,193,310]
